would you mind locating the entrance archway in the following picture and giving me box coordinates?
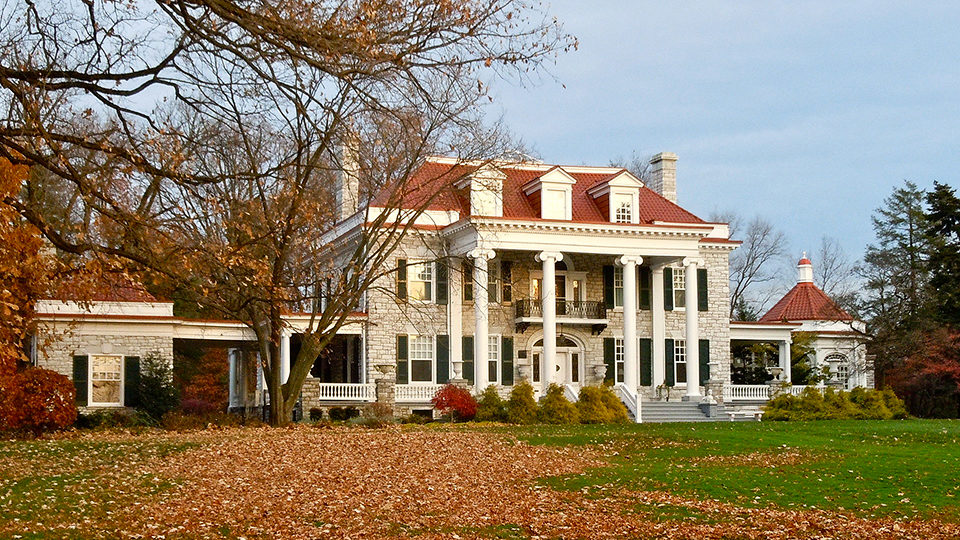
[532,334,584,386]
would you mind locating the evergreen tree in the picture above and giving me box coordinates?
[926,182,960,326]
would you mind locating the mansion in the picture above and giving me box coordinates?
[33,152,871,421]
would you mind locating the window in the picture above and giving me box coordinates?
[487,262,500,303]
[615,338,625,384]
[674,339,687,384]
[91,355,122,405]
[462,260,474,301]
[533,352,541,383]
[408,262,434,302]
[409,336,434,382]
[613,193,633,223]
[543,188,568,220]
[614,267,624,307]
[673,267,686,309]
[488,336,500,384]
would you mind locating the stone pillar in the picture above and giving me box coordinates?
[684,258,701,399]
[375,365,397,409]
[651,264,666,387]
[618,255,642,392]
[536,251,563,393]
[280,332,291,384]
[471,248,495,391]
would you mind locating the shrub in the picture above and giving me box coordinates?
[138,352,180,421]
[506,381,538,424]
[538,384,580,424]
[432,384,477,422]
[475,385,508,422]
[180,398,219,416]
[0,368,77,436]
[576,385,629,424]
[764,386,910,421]
[75,409,155,430]
[309,408,323,421]
[328,406,360,422]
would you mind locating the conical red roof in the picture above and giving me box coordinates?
[759,282,853,322]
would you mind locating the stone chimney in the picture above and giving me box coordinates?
[648,152,678,203]
[335,136,360,223]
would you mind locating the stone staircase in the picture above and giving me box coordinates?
[640,401,714,423]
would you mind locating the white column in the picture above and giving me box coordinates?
[280,332,291,384]
[684,258,701,398]
[780,339,792,383]
[536,251,563,393]
[618,255,642,392]
[471,248,495,391]
[651,264,666,387]
[449,258,463,379]
[228,349,238,408]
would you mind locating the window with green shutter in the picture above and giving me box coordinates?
[123,356,141,408]
[640,339,653,386]
[664,339,675,386]
[603,338,615,384]
[436,335,450,383]
[396,335,409,384]
[436,263,449,305]
[462,336,475,385]
[699,339,710,385]
[663,267,674,311]
[639,267,652,310]
[397,260,407,301]
[501,337,514,385]
[73,355,88,406]
[698,268,708,311]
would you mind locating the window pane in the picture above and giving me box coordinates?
[409,262,433,301]
[614,267,624,307]
[614,194,632,223]
[674,340,687,384]
[91,355,122,404]
[615,338,625,384]
[488,336,499,383]
[409,336,433,382]
[411,361,433,382]
[673,267,685,308]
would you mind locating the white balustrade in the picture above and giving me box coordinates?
[315,383,376,401]
[395,384,444,403]
[614,383,642,423]
[723,384,770,401]
[788,385,826,396]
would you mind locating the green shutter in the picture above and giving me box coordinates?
[640,339,653,387]
[663,267,674,311]
[603,265,615,309]
[665,339,675,386]
[501,337,514,385]
[436,262,449,305]
[397,259,407,300]
[603,338,615,384]
[501,262,512,303]
[698,268,708,311]
[73,355,88,406]
[123,356,141,408]
[436,335,450,383]
[462,336,475,385]
[488,261,498,303]
[699,339,710,386]
[396,335,409,384]
[463,260,474,302]
[639,266,652,310]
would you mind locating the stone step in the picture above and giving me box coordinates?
[639,401,712,423]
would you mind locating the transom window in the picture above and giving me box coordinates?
[91,355,122,405]
[409,336,434,382]
[673,267,686,309]
[674,339,687,384]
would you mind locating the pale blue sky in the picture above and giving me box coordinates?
[489,1,960,268]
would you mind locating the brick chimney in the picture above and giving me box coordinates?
[648,152,678,203]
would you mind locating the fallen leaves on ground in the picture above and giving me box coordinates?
[4,425,959,539]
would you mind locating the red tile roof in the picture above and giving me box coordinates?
[759,282,853,322]
[368,159,706,225]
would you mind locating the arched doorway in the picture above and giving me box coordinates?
[532,334,584,386]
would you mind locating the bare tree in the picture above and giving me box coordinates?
[813,236,861,315]
[609,150,653,181]
[712,211,789,319]
[0,0,575,425]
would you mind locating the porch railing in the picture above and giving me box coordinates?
[396,384,443,403]
[788,385,826,396]
[315,383,376,401]
[723,384,770,401]
[515,299,606,320]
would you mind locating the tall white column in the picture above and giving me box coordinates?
[280,332,291,384]
[619,255,642,392]
[651,264,666,387]
[471,248,495,391]
[780,339,792,383]
[684,258,701,398]
[536,251,563,393]
[449,258,463,379]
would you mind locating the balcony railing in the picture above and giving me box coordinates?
[515,299,606,320]
[396,384,444,403]
[315,383,376,401]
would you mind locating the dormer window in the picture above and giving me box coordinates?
[521,167,576,221]
[456,165,505,217]
[586,170,643,224]
[614,193,633,223]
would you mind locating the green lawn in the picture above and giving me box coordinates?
[500,419,960,521]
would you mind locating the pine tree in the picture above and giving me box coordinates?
[926,182,960,326]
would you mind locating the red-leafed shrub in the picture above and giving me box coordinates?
[431,384,477,422]
[0,368,77,436]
